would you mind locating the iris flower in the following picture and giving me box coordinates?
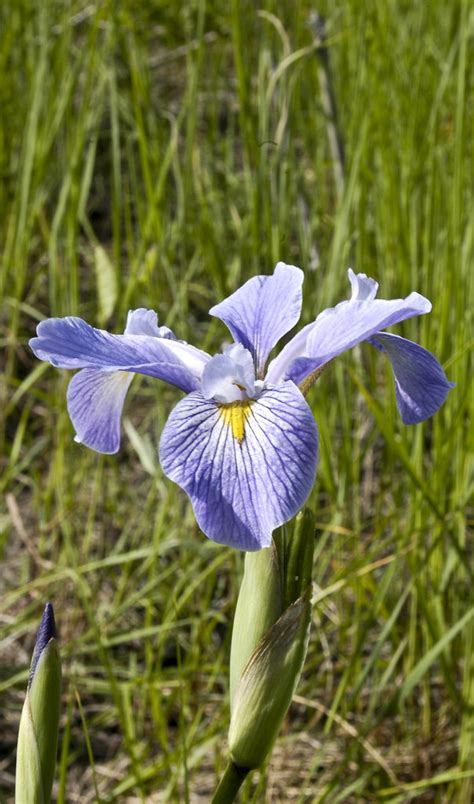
[30,264,453,551]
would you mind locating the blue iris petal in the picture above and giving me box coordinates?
[370,333,455,424]
[67,368,134,453]
[30,316,208,391]
[269,290,431,386]
[30,311,210,455]
[159,382,318,551]
[209,262,303,376]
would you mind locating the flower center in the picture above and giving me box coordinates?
[201,343,260,404]
[219,400,254,443]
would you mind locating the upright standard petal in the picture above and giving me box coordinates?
[67,369,134,453]
[159,382,318,551]
[209,262,304,377]
[271,292,432,387]
[124,308,175,339]
[29,316,209,392]
[370,333,455,424]
[348,268,379,301]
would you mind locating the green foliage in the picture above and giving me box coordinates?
[1,0,472,800]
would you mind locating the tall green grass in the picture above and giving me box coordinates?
[1,0,472,800]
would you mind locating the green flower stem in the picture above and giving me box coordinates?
[211,761,250,804]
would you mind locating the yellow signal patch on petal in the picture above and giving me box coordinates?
[219,401,254,443]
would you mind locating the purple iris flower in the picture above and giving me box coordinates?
[29,264,453,551]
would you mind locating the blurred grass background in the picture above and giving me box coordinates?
[0,0,473,801]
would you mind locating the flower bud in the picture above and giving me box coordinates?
[228,589,311,770]
[229,544,282,707]
[16,603,61,804]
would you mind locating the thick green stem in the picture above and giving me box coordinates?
[211,761,250,804]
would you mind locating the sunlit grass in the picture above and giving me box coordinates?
[1,0,472,800]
